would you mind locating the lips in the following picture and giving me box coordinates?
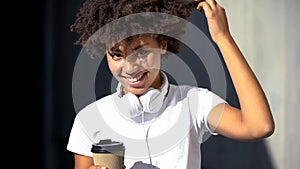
[126,73,145,82]
[122,72,147,87]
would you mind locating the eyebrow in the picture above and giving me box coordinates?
[108,48,122,55]
[131,43,150,51]
[108,42,150,55]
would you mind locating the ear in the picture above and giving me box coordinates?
[160,41,168,54]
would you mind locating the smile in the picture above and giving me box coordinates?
[126,73,145,82]
[122,71,147,88]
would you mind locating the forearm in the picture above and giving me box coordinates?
[216,35,274,138]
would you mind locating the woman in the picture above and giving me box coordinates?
[67,0,275,168]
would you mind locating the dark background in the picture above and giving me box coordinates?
[23,0,274,168]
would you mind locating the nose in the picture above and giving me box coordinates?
[123,55,140,76]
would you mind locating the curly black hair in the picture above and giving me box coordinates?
[71,0,197,56]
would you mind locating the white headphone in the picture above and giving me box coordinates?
[115,72,169,118]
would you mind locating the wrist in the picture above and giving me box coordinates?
[214,33,233,46]
[214,34,236,51]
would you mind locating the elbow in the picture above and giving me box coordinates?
[249,122,275,141]
[260,122,275,138]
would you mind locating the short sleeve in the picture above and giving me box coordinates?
[66,115,94,157]
[187,88,227,142]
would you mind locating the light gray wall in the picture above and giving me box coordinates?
[219,0,300,169]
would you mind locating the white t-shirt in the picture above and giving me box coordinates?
[67,79,226,169]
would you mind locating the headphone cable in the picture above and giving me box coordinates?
[142,111,153,166]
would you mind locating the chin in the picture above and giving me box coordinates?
[128,88,148,96]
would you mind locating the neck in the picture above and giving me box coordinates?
[150,73,163,90]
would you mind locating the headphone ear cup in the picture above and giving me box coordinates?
[124,92,143,118]
[139,89,164,113]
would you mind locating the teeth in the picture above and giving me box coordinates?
[126,73,144,82]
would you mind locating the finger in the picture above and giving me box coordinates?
[193,0,207,8]
[196,1,212,13]
[192,0,204,8]
[207,0,218,10]
[92,165,107,169]
[194,0,205,2]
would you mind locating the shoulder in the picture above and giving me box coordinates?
[75,94,115,125]
[72,94,117,142]
[166,84,226,109]
[77,94,114,113]
[168,84,212,98]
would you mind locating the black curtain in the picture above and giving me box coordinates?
[36,0,275,169]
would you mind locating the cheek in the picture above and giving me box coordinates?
[106,57,120,75]
[108,62,117,74]
[144,53,161,69]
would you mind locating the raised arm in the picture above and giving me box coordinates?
[196,0,275,141]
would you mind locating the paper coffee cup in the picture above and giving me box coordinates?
[91,139,125,169]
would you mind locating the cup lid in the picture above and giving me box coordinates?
[91,139,124,153]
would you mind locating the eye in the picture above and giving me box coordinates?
[135,49,150,58]
[108,51,123,61]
